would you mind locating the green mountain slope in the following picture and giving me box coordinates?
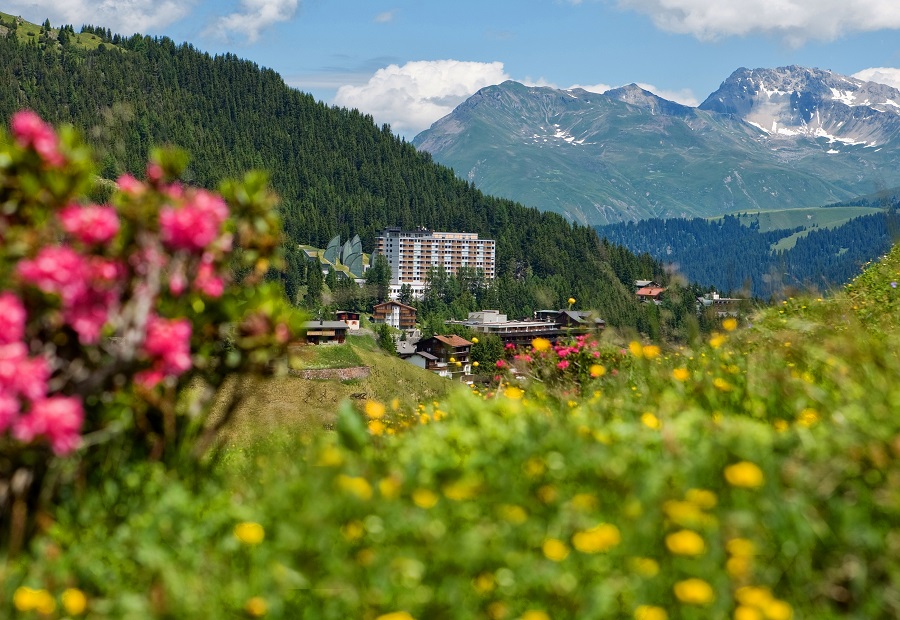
[0,20,658,325]
[414,81,900,225]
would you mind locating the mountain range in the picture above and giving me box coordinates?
[413,66,900,226]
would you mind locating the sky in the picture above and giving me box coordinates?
[5,0,900,138]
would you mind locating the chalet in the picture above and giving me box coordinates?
[447,309,605,347]
[335,310,360,332]
[372,300,417,330]
[416,334,473,377]
[634,280,659,289]
[697,292,744,318]
[302,320,349,344]
[636,286,666,304]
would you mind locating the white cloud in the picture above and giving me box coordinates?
[374,10,396,24]
[208,0,299,43]
[853,67,900,90]
[333,60,510,137]
[615,0,900,45]
[568,82,613,94]
[635,83,699,107]
[2,0,193,34]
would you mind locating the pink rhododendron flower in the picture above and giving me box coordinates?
[59,204,120,244]
[13,396,84,455]
[116,173,145,195]
[194,261,224,298]
[495,359,506,369]
[0,394,19,434]
[17,246,89,304]
[139,315,193,388]
[159,190,228,252]
[0,342,29,393]
[14,356,50,401]
[0,292,26,345]
[10,110,64,166]
[557,360,570,370]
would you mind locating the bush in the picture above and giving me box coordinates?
[0,111,301,552]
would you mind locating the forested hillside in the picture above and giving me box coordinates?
[0,18,663,325]
[599,209,899,297]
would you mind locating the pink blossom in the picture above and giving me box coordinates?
[10,110,64,166]
[0,343,29,394]
[169,268,187,296]
[496,359,507,369]
[14,356,50,401]
[194,261,224,298]
[0,394,19,434]
[504,343,515,351]
[592,351,600,358]
[0,292,26,345]
[59,204,120,245]
[116,173,145,195]
[159,190,228,252]
[141,315,193,386]
[556,360,570,370]
[13,396,84,455]
[17,246,89,304]
[146,161,164,183]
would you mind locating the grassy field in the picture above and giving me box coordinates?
[213,336,456,444]
[0,12,122,51]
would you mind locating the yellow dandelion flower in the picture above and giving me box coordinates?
[673,578,715,605]
[365,400,386,419]
[569,493,598,511]
[391,398,400,410]
[472,337,479,344]
[672,367,690,381]
[341,521,365,541]
[685,488,717,509]
[568,297,576,305]
[572,523,621,553]
[734,606,763,620]
[763,599,793,620]
[641,413,661,429]
[662,500,705,527]
[723,317,738,331]
[634,605,668,620]
[473,573,496,595]
[629,557,660,577]
[378,477,402,499]
[498,504,528,524]
[13,587,55,613]
[666,529,706,556]
[532,337,552,352]
[368,419,386,435]
[234,521,265,545]
[522,611,551,620]
[504,386,524,400]
[727,556,752,579]
[245,597,267,617]
[797,408,819,427]
[472,361,479,367]
[735,586,772,607]
[523,457,546,477]
[337,475,373,500]
[710,333,726,349]
[727,538,756,557]
[629,341,644,357]
[412,488,439,509]
[724,461,765,488]
[643,345,661,359]
[542,538,570,562]
[443,479,480,501]
[316,445,344,467]
[713,377,732,391]
[376,612,415,620]
[61,588,88,616]
[590,364,606,378]
[773,419,789,432]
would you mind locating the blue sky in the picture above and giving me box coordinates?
[6,0,900,137]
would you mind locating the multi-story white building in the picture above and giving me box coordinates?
[374,227,496,299]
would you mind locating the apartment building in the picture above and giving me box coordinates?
[373,227,495,299]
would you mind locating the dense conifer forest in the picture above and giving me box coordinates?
[0,19,666,326]
[599,207,900,298]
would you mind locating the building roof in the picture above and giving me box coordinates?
[634,279,657,288]
[411,351,438,361]
[433,334,473,348]
[636,286,666,297]
[304,321,349,330]
[373,300,417,311]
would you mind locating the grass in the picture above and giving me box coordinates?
[0,12,123,52]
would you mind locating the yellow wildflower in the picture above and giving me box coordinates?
[245,597,268,617]
[590,364,606,378]
[504,386,524,400]
[641,413,661,429]
[316,445,343,467]
[727,556,752,579]
[472,337,479,344]
[443,478,480,501]
[368,419,386,435]
[341,521,365,541]
[365,400,386,419]
[569,493,598,511]
[634,605,668,620]
[665,530,706,556]
[643,345,661,359]
[473,573,496,595]
[412,488,439,509]
[727,538,756,557]
[662,500,705,527]
[522,611,551,620]
[572,523,621,553]
[376,612,415,620]
[710,333,726,349]
[568,297,576,305]
[735,586,772,607]
[763,599,793,620]
[498,504,528,524]
[672,367,690,381]
[532,337,552,352]
[724,462,765,488]
[61,588,88,616]
[673,578,715,605]
[234,521,265,545]
[14,587,55,613]
[629,341,644,357]
[734,606,763,620]
[773,419,789,432]
[685,488,717,509]
[797,408,819,427]
[629,557,660,577]
[542,538,570,562]
[713,377,732,391]
[337,475,373,500]
[723,317,738,331]
[378,477,402,499]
